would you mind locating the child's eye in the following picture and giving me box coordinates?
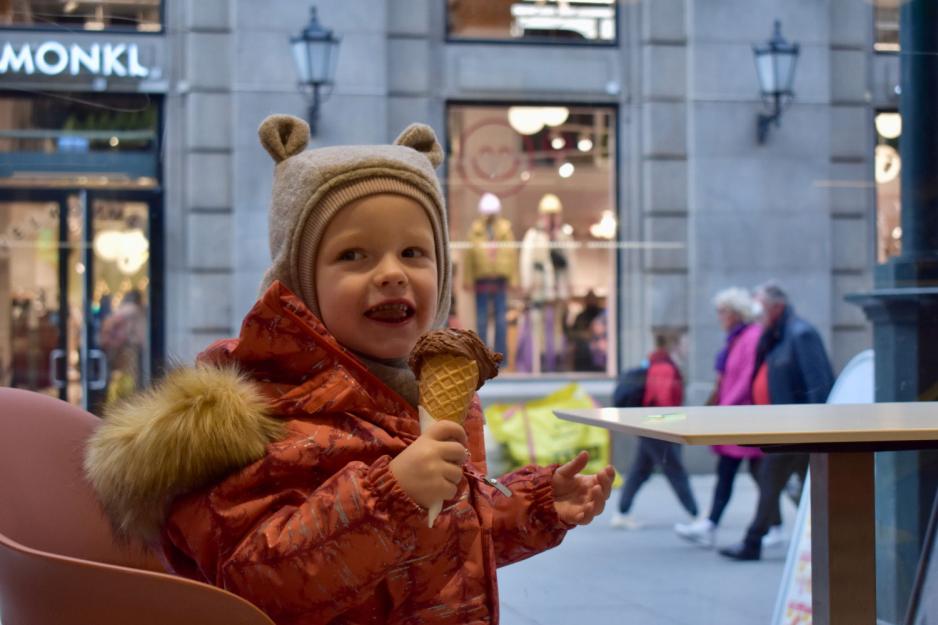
[402,247,426,259]
[338,249,365,261]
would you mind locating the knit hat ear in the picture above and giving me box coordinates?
[258,114,310,163]
[394,123,443,168]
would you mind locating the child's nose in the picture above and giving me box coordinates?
[374,258,407,287]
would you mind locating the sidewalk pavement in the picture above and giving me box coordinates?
[498,473,797,625]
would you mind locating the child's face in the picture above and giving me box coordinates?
[315,194,439,360]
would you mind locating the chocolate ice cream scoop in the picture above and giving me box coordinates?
[408,329,502,388]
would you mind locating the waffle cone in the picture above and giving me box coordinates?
[418,354,479,425]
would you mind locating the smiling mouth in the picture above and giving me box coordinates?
[364,302,415,324]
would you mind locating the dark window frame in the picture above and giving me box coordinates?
[0,0,165,35]
[445,1,620,48]
[873,4,899,54]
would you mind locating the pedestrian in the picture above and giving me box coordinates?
[611,334,699,529]
[85,115,615,624]
[674,287,779,548]
[98,289,147,405]
[718,281,834,561]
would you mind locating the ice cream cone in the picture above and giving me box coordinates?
[418,354,479,425]
[417,354,477,528]
[409,329,502,528]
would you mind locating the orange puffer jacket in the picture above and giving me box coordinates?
[86,282,569,625]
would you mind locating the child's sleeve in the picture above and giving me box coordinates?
[161,453,433,624]
[476,463,572,567]
[463,398,572,567]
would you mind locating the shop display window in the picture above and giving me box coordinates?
[874,5,899,53]
[0,91,159,410]
[876,110,901,263]
[447,0,616,44]
[0,192,153,410]
[446,103,616,377]
[0,0,161,31]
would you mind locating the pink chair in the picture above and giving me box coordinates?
[0,387,275,625]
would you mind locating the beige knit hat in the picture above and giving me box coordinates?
[257,114,452,329]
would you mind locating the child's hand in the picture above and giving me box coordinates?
[552,451,615,526]
[390,420,469,510]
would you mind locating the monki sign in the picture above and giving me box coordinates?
[0,41,149,78]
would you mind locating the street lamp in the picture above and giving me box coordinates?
[753,20,800,144]
[290,7,341,136]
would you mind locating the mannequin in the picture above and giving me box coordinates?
[462,192,517,360]
[518,193,572,373]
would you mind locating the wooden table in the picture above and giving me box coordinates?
[555,402,938,625]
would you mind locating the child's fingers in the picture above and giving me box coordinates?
[441,480,458,501]
[591,485,606,517]
[598,466,614,499]
[425,420,469,446]
[589,484,602,505]
[556,451,589,478]
[438,441,469,464]
[441,462,464,485]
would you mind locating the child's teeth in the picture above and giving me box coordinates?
[368,303,410,319]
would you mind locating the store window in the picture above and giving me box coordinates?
[0,91,160,413]
[0,0,161,32]
[447,0,616,44]
[447,103,617,377]
[0,190,156,412]
[0,93,160,184]
[876,110,901,263]
[875,5,899,52]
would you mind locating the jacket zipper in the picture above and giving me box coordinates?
[465,469,512,498]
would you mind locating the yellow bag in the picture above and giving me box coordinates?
[485,383,619,482]
[105,369,137,406]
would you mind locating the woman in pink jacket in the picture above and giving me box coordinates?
[674,288,779,548]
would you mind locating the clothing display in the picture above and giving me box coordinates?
[519,224,571,304]
[515,304,560,374]
[9,297,57,390]
[463,215,517,358]
[569,296,606,372]
[517,220,572,373]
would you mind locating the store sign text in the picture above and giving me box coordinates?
[0,41,149,78]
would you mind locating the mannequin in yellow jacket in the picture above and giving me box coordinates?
[462,193,518,359]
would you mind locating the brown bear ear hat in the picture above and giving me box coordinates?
[257,114,452,329]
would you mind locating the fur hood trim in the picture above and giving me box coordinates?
[84,365,285,544]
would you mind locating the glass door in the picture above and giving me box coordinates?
[0,187,158,414]
[0,193,68,401]
[85,190,155,414]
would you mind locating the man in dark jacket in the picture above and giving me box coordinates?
[719,282,834,561]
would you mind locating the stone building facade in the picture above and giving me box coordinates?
[164,0,890,404]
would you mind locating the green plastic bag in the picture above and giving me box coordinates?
[486,383,618,482]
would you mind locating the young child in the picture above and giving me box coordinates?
[85,115,614,625]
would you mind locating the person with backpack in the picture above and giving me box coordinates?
[610,334,699,529]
